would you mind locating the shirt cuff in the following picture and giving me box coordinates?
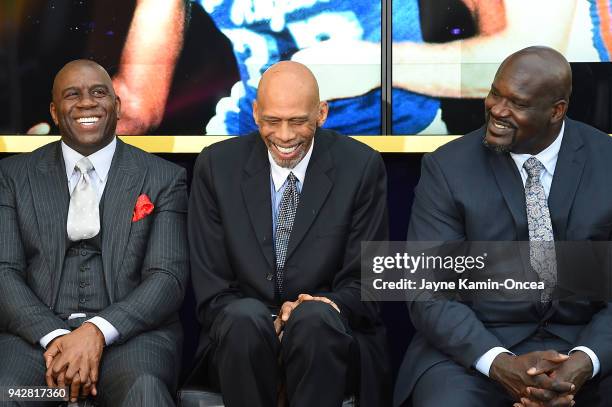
[86,316,120,346]
[570,346,600,378]
[39,329,71,349]
[474,347,514,377]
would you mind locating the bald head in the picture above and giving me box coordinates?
[52,59,115,100]
[253,61,328,168]
[50,59,120,156]
[256,61,321,109]
[483,46,572,155]
[500,46,572,103]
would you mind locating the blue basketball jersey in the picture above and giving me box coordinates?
[200,0,439,135]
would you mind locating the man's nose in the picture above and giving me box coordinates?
[76,93,98,108]
[276,122,294,142]
[489,99,510,117]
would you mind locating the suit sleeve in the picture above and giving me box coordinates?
[0,164,70,344]
[97,167,189,343]
[407,153,504,368]
[188,148,244,331]
[315,150,389,330]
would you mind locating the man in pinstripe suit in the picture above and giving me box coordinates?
[0,60,188,406]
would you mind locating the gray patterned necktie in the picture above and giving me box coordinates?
[523,157,557,302]
[66,157,100,242]
[274,172,300,297]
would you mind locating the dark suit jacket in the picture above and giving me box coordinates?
[0,139,189,350]
[394,118,612,406]
[189,128,390,406]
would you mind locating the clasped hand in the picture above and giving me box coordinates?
[273,293,340,339]
[43,322,105,402]
[490,350,592,407]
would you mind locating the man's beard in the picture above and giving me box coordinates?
[482,133,515,154]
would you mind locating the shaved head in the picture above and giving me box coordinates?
[501,46,572,103]
[50,59,120,156]
[253,61,328,168]
[483,46,571,155]
[52,59,115,100]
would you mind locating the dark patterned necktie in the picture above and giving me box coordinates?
[274,172,300,297]
[523,157,557,302]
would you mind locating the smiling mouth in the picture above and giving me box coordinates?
[274,143,301,154]
[490,118,513,130]
[75,117,100,126]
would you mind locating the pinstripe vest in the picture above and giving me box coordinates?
[55,199,109,324]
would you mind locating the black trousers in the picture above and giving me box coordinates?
[409,334,612,407]
[206,298,355,407]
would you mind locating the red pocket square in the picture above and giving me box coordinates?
[132,194,154,222]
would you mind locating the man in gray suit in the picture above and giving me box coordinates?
[394,47,612,406]
[0,60,188,406]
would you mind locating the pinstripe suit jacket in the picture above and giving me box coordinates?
[0,139,188,349]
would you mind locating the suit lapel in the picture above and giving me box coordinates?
[548,120,586,240]
[488,149,529,240]
[101,140,145,302]
[285,132,333,261]
[29,142,70,307]
[241,136,275,269]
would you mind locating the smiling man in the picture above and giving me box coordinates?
[0,60,188,406]
[188,61,390,407]
[394,47,612,407]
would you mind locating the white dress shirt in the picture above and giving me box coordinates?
[269,139,314,236]
[474,122,600,378]
[39,138,120,348]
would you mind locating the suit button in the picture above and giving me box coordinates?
[80,250,87,256]
[79,282,87,288]
[79,298,86,304]
[266,272,273,281]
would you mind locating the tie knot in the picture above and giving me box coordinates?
[287,172,297,186]
[523,157,544,178]
[75,157,94,174]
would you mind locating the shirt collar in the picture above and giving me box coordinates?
[510,121,565,177]
[268,138,314,192]
[61,137,117,182]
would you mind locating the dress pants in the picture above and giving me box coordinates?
[0,329,179,407]
[408,334,612,407]
[206,298,355,407]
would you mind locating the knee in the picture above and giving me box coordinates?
[127,373,167,393]
[283,301,348,351]
[214,298,274,344]
[285,300,343,335]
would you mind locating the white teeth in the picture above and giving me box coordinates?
[275,144,299,154]
[76,117,99,126]
[493,120,509,129]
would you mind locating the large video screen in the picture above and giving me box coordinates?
[393,0,612,135]
[1,0,611,137]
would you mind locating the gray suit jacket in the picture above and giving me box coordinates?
[394,118,612,406]
[0,139,188,348]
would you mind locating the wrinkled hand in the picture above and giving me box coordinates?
[490,351,574,405]
[273,293,340,338]
[44,322,105,402]
[518,351,592,406]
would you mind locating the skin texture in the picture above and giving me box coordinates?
[50,60,121,156]
[29,0,185,135]
[45,60,118,401]
[482,46,570,155]
[252,61,328,169]
[490,351,575,407]
[252,61,337,337]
